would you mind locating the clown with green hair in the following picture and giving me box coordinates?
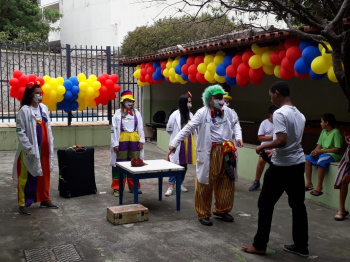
[169,84,243,226]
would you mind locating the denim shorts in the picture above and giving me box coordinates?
[306,153,335,171]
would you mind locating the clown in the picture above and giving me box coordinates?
[169,84,243,226]
[110,90,145,197]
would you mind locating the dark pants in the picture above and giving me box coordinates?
[253,162,308,250]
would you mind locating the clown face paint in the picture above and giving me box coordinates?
[187,102,192,109]
[124,101,134,109]
[33,94,43,103]
[224,101,230,107]
[213,98,225,110]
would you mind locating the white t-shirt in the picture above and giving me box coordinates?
[210,114,231,143]
[30,106,42,121]
[121,114,135,132]
[258,119,273,145]
[271,105,305,166]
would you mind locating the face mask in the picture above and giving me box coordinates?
[187,102,192,109]
[213,98,224,110]
[224,101,230,107]
[33,94,42,103]
[124,101,134,109]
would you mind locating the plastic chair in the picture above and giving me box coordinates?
[146,111,167,140]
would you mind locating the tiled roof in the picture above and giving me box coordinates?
[120,18,350,66]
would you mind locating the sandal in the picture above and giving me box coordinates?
[310,190,323,196]
[334,211,348,221]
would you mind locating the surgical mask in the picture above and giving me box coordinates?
[124,101,134,109]
[213,98,224,110]
[187,102,192,109]
[224,101,230,107]
[33,94,42,103]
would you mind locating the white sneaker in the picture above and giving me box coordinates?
[165,187,174,196]
[181,184,188,192]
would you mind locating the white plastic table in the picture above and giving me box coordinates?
[115,160,185,211]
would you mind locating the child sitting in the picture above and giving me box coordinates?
[305,113,343,196]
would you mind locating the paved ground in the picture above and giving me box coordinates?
[1,141,350,262]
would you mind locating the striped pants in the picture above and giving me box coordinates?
[195,144,235,219]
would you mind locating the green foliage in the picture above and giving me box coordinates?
[0,0,62,45]
[121,13,237,57]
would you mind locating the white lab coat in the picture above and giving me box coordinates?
[12,104,54,179]
[166,109,197,165]
[109,109,145,166]
[170,106,240,184]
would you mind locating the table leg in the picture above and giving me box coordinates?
[158,177,163,201]
[175,172,181,211]
[119,172,123,206]
[134,178,139,204]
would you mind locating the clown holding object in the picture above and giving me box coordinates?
[110,90,145,197]
[13,81,58,215]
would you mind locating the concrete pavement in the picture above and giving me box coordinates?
[0,141,349,262]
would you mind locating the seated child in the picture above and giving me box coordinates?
[305,113,343,196]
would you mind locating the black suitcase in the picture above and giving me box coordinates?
[57,146,97,198]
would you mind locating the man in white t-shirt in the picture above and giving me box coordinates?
[249,105,278,191]
[242,81,309,257]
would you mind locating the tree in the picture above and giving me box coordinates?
[139,0,350,112]
[121,13,238,57]
[0,0,61,45]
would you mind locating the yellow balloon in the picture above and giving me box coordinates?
[213,55,224,65]
[136,65,141,69]
[172,60,179,68]
[43,75,51,84]
[179,79,187,84]
[42,84,50,93]
[89,74,97,81]
[137,80,144,86]
[57,77,64,85]
[262,65,275,75]
[169,75,176,83]
[78,104,85,111]
[204,71,215,82]
[93,81,101,90]
[322,44,333,63]
[163,68,170,78]
[77,73,86,82]
[48,104,56,111]
[86,86,94,96]
[327,66,338,83]
[86,79,93,86]
[93,90,100,98]
[50,79,58,89]
[78,90,86,98]
[249,55,263,69]
[251,44,269,55]
[207,62,216,74]
[204,55,214,65]
[57,85,66,95]
[133,69,141,79]
[262,51,273,66]
[311,56,329,74]
[57,95,64,102]
[175,74,182,82]
[214,73,226,83]
[79,82,88,91]
[197,63,207,74]
[216,51,225,56]
[50,90,57,99]
[169,68,176,77]
[89,100,97,108]
[274,65,281,78]
[166,59,173,69]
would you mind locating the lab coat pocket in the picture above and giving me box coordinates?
[196,150,206,164]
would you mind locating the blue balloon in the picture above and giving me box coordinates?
[69,76,79,86]
[72,101,79,111]
[71,85,80,95]
[152,72,161,81]
[299,40,318,52]
[181,73,189,81]
[175,64,182,75]
[225,75,237,86]
[64,90,73,100]
[294,58,310,75]
[302,46,321,64]
[216,64,226,76]
[156,66,162,74]
[309,69,326,80]
[63,80,73,90]
[72,94,78,101]
[153,60,161,68]
[179,56,188,66]
[223,55,234,67]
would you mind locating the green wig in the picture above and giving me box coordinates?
[202,84,226,107]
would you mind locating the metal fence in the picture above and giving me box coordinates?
[0,44,139,125]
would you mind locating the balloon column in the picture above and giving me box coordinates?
[9,71,120,112]
[133,37,340,86]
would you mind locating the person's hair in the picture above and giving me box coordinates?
[202,84,224,107]
[178,93,190,126]
[20,84,41,108]
[268,105,278,115]
[270,81,290,97]
[322,113,336,127]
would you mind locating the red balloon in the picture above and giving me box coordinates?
[226,65,237,78]
[154,79,163,84]
[98,75,106,84]
[278,43,285,50]
[279,50,286,60]
[236,74,249,87]
[284,37,300,49]
[249,68,264,81]
[102,73,110,79]
[19,75,29,86]
[147,67,155,75]
[286,46,302,62]
[100,86,108,96]
[237,63,250,78]
[161,61,167,69]
[250,77,263,85]
[140,63,146,69]
[114,84,121,92]
[35,77,45,86]
[188,64,197,75]
[196,72,207,83]
[139,75,146,82]
[13,70,22,79]
[9,86,18,98]
[181,64,189,75]
[105,79,114,88]
[295,71,309,79]
[17,87,26,101]
[9,78,20,88]
[194,56,204,65]
[186,56,196,65]
[110,74,119,83]
[269,51,282,65]
[165,77,170,82]
[281,57,293,70]
[242,50,254,64]
[188,74,198,82]
[28,74,37,82]
[141,68,147,76]
[146,61,153,68]
[101,99,109,106]
[145,74,153,83]
[279,67,294,80]
[232,55,243,69]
